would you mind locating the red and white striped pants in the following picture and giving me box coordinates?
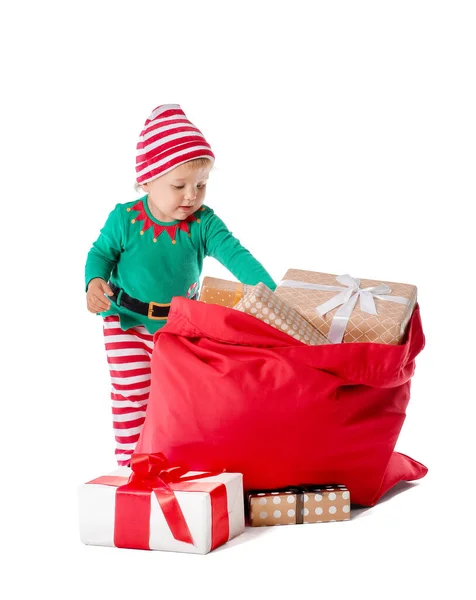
[103,315,154,466]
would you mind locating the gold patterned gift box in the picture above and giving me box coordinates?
[234,282,329,346]
[276,269,418,344]
[248,485,351,526]
[198,276,254,308]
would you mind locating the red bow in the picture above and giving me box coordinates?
[115,453,194,548]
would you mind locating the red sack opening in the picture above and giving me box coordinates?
[136,298,427,506]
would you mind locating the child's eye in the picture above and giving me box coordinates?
[172,183,206,190]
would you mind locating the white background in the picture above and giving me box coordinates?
[1,1,475,597]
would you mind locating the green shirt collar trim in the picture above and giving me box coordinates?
[141,195,182,226]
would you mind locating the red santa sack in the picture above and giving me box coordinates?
[136,297,427,506]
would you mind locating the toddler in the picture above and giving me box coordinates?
[85,104,276,466]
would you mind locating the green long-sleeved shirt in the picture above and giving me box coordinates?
[85,196,277,333]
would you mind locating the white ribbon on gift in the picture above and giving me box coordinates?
[279,274,410,343]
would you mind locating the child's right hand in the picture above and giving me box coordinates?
[86,278,114,313]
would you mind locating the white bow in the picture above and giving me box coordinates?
[279,274,409,343]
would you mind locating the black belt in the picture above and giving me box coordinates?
[109,283,171,321]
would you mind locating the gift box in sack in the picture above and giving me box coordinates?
[234,282,329,345]
[135,297,427,507]
[276,269,418,344]
[78,453,244,554]
[198,276,254,308]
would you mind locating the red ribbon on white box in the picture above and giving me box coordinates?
[87,453,229,551]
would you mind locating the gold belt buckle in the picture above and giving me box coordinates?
[148,301,170,320]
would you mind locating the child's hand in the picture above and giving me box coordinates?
[86,278,114,313]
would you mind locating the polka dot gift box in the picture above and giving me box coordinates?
[301,485,351,523]
[198,276,254,308]
[233,283,329,346]
[248,485,350,526]
[248,489,302,526]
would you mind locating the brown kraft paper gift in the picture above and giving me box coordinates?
[198,276,254,308]
[234,282,329,346]
[248,485,350,526]
[276,269,417,344]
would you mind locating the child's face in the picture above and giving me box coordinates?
[142,162,212,222]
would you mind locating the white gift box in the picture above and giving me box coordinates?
[79,467,244,554]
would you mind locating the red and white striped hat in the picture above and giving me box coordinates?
[136,104,215,184]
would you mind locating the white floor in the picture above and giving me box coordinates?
[8,465,472,599]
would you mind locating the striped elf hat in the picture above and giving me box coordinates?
[136,104,215,184]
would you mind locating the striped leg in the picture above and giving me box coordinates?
[103,315,154,466]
